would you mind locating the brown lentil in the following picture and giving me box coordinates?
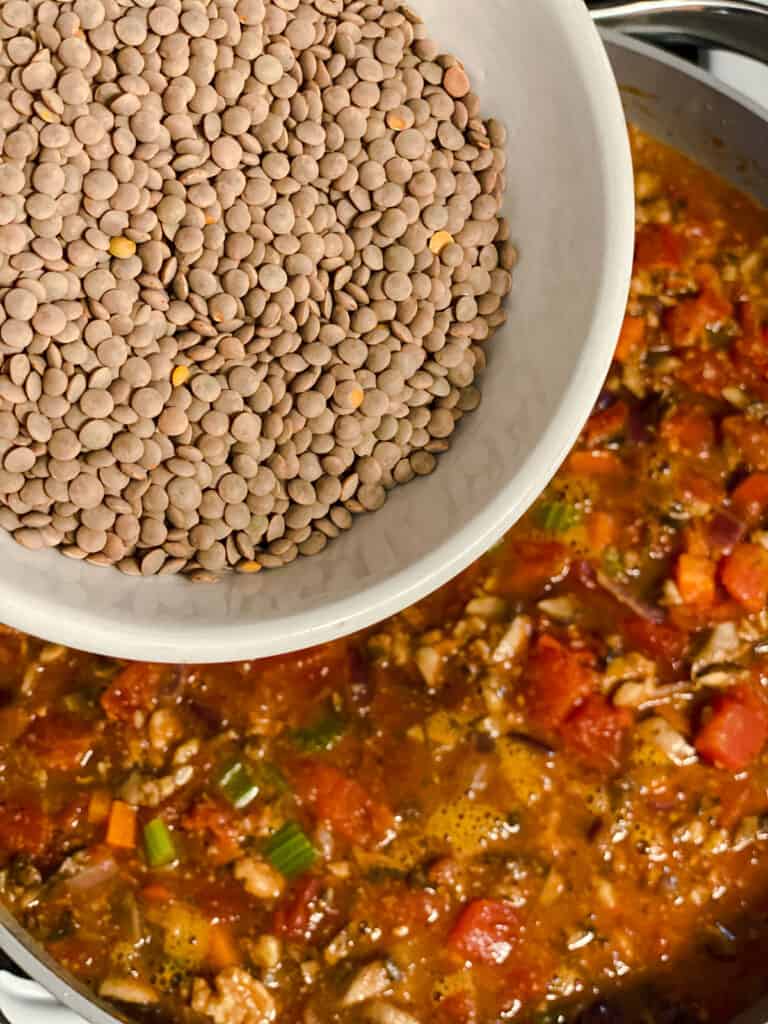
[0,0,512,577]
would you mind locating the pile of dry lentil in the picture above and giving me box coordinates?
[0,0,513,577]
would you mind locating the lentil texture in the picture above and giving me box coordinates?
[1,131,768,1024]
[0,0,512,577]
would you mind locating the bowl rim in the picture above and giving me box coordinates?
[0,0,635,663]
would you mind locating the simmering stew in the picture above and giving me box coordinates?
[1,129,768,1023]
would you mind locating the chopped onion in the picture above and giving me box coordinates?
[692,622,743,679]
[706,511,745,555]
[341,961,391,1006]
[99,977,159,1005]
[492,615,531,663]
[596,571,664,623]
[639,717,697,766]
[65,854,118,892]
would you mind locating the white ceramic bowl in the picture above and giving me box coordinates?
[0,0,634,662]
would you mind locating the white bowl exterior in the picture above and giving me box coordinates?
[0,0,634,661]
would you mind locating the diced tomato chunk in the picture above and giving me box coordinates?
[499,955,555,1013]
[560,695,633,772]
[23,713,96,771]
[292,760,393,846]
[660,406,714,457]
[677,470,725,510]
[0,706,31,745]
[273,878,322,940]
[524,635,595,732]
[731,473,768,523]
[676,348,736,400]
[566,450,623,476]
[192,876,252,925]
[252,640,352,690]
[0,798,51,859]
[739,299,764,340]
[584,401,627,447]
[635,224,684,270]
[491,540,570,599]
[181,799,242,865]
[723,416,768,472]
[615,314,646,363]
[100,662,166,721]
[447,899,521,965]
[436,990,478,1024]
[664,289,732,348]
[720,542,768,613]
[675,553,716,607]
[695,684,768,771]
[622,617,688,665]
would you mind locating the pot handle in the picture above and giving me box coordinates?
[587,0,768,66]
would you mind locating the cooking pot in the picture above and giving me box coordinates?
[1,9,768,1024]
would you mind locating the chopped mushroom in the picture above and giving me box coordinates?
[636,717,697,766]
[538,595,579,623]
[341,960,392,1006]
[234,857,285,900]
[119,766,194,807]
[363,1001,421,1024]
[606,653,659,707]
[491,614,532,663]
[691,622,744,679]
[191,968,276,1024]
[148,708,182,752]
[99,977,159,1005]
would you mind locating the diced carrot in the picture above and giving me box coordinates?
[723,417,768,472]
[141,883,174,904]
[587,511,616,551]
[560,695,633,772]
[566,450,623,476]
[447,899,521,965]
[682,521,711,559]
[615,314,646,363]
[106,800,136,849]
[583,401,628,447]
[207,923,241,970]
[695,684,768,771]
[101,663,166,722]
[87,789,112,825]
[720,542,768,613]
[660,406,714,457]
[635,224,684,270]
[675,553,716,607]
[525,634,596,732]
[731,473,768,523]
